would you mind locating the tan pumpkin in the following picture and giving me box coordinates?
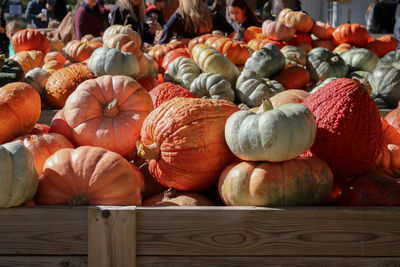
[103,33,141,54]
[42,60,64,74]
[333,43,356,54]
[312,21,335,40]
[63,40,100,63]
[50,39,65,52]
[262,20,295,42]
[102,24,142,46]
[278,8,314,33]
[269,89,310,108]
[143,188,215,206]
[11,50,44,74]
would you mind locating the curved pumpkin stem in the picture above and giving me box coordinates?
[329,55,339,64]
[136,140,160,160]
[360,78,372,95]
[69,195,89,206]
[163,188,176,201]
[257,98,274,114]
[0,54,4,71]
[103,98,119,117]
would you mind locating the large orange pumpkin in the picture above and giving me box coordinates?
[332,24,370,47]
[11,29,51,55]
[35,146,145,206]
[63,40,100,63]
[63,75,153,158]
[367,35,397,57]
[204,36,252,66]
[243,26,262,43]
[0,82,41,144]
[137,97,239,191]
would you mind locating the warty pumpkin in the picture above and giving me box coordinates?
[149,82,198,108]
[136,97,239,191]
[218,156,333,206]
[35,146,145,206]
[190,73,235,102]
[0,141,39,208]
[225,100,316,162]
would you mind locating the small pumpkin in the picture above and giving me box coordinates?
[243,26,262,43]
[137,76,159,92]
[102,24,142,47]
[376,49,400,69]
[368,66,400,109]
[161,48,190,73]
[204,36,253,66]
[269,89,310,108]
[248,38,287,51]
[148,41,186,67]
[311,39,336,51]
[190,73,235,102]
[143,188,215,206]
[11,50,44,74]
[188,34,216,53]
[281,45,307,67]
[333,43,356,54]
[163,56,202,89]
[49,108,75,145]
[0,141,39,208]
[63,40,98,63]
[0,54,24,87]
[25,67,51,103]
[367,35,397,58]
[225,100,316,162]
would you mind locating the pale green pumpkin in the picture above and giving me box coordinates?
[369,66,400,108]
[0,141,39,208]
[244,43,286,78]
[190,73,235,102]
[341,48,379,72]
[164,56,202,89]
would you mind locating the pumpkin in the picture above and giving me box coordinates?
[312,21,335,40]
[225,100,316,162]
[102,24,142,46]
[278,8,313,33]
[272,66,311,90]
[269,89,310,107]
[143,188,215,206]
[243,43,286,79]
[11,29,51,55]
[64,75,153,158]
[136,97,239,191]
[288,32,312,46]
[218,156,333,206]
[303,78,383,180]
[338,169,400,206]
[161,48,190,73]
[131,157,166,199]
[311,39,336,51]
[190,73,235,102]
[0,54,24,87]
[385,105,400,134]
[49,108,75,145]
[235,70,284,107]
[0,82,41,144]
[11,50,44,74]
[367,35,397,58]
[148,41,186,67]
[243,26,262,43]
[332,24,370,47]
[297,42,312,55]
[63,40,98,63]
[375,144,400,170]
[44,51,66,64]
[149,82,198,108]
[163,56,202,89]
[0,141,39,208]
[340,48,379,72]
[29,124,50,134]
[50,39,65,52]
[103,33,141,52]
[377,49,400,69]
[281,45,307,67]
[261,20,295,42]
[248,38,287,51]
[369,66,400,109]
[188,34,216,53]
[15,133,74,175]
[88,46,139,78]
[25,67,50,103]
[333,43,356,54]
[192,44,240,88]
[35,146,145,206]
[137,76,159,92]
[306,47,348,83]
[204,36,252,66]
[381,117,400,146]
[45,63,95,109]
[42,59,64,74]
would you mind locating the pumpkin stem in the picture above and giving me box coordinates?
[359,78,372,95]
[103,98,119,117]
[69,195,89,206]
[257,98,274,113]
[330,55,339,63]
[162,188,176,201]
[136,140,160,160]
[0,54,4,71]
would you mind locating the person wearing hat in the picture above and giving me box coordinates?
[146,0,166,25]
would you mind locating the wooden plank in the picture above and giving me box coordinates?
[0,256,87,266]
[0,206,87,255]
[38,109,58,125]
[138,256,400,267]
[136,207,400,257]
[88,206,136,267]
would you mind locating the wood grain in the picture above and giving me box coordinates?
[88,206,136,267]
[0,206,87,255]
[0,256,87,266]
[136,207,400,257]
[138,256,400,267]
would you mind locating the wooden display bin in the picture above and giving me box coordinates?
[1,206,400,266]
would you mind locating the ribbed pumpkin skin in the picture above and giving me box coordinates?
[35,146,144,206]
[0,141,39,208]
[0,82,41,144]
[218,157,333,206]
[11,50,44,74]
[204,37,252,66]
[64,75,154,158]
[149,82,198,108]
[11,29,51,55]
[303,78,383,179]
[368,66,400,109]
[332,24,370,47]
[138,97,239,191]
[367,35,397,58]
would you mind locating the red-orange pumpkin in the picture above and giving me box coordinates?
[272,66,311,90]
[367,35,397,58]
[243,26,262,43]
[11,29,51,55]
[332,24,370,47]
[137,76,159,92]
[188,34,216,53]
[148,41,186,67]
[137,97,240,191]
[312,21,335,40]
[204,36,252,66]
[312,39,336,51]
[161,48,190,73]
[149,82,198,108]
[49,108,76,145]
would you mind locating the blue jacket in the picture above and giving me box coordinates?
[25,0,48,28]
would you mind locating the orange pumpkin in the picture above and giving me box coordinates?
[312,39,336,51]
[269,89,310,108]
[35,146,145,206]
[278,8,314,33]
[42,59,64,74]
[161,48,190,73]
[137,97,239,191]
[247,38,286,51]
[137,76,159,92]
[188,34,216,53]
[143,188,215,206]
[44,51,66,64]
[0,82,41,144]
[49,109,76,145]
[332,24,370,47]
[11,29,51,55]
[103,33,141,51]
[243,26,262,43]
[262,20,295,41]
[204,36,252,66]
[367,35,397,57]
[333,43,356,54]
[63,40,98,63]
[63,75,154,158]
[148,41,186,67]
[11,50,44,74]
[272,66,311,90]
[15,133,74,175]
[312,21,335,40]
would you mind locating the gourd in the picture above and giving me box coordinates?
[190,73,235,102]
[164,56,202,89]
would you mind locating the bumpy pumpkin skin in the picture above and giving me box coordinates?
[35,146,144,206]
[64,75,154,158]
[225,102,316,162]
[0,82,41,144]
[149,82,198,108]
[0,141,39,208]
[137,97,240,191]
[303,78,383,180]
[218,157,333,206]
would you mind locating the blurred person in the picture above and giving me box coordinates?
[47,0,68,22]
[146,0,166,25]
[366,0,397,33]
[74,0,109,39]
[0,0,8,56]
[228,0,261,41]
[6,20,21,57]
[25,0,52,28]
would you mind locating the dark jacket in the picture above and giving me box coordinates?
[108,3,154,44]
[159,11,234,44]
[73,2,107,40]
[25,0,48,28]
[366,0,397,33]
[47,0,67,22]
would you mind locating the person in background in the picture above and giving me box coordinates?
[25,0,52,28]
[109,0,157,45]
[96,0,110,25]
[159,0,234,44]
[6,20,21,57]
[73,0,108,39]
[262,0,274,21]
[146,0,166,26]
[366,0,397,33]
[47,0,68,22]
[228,0,261,41]
[0,0,8,56]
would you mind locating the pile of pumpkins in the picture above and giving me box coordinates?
[1,8,400,209]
